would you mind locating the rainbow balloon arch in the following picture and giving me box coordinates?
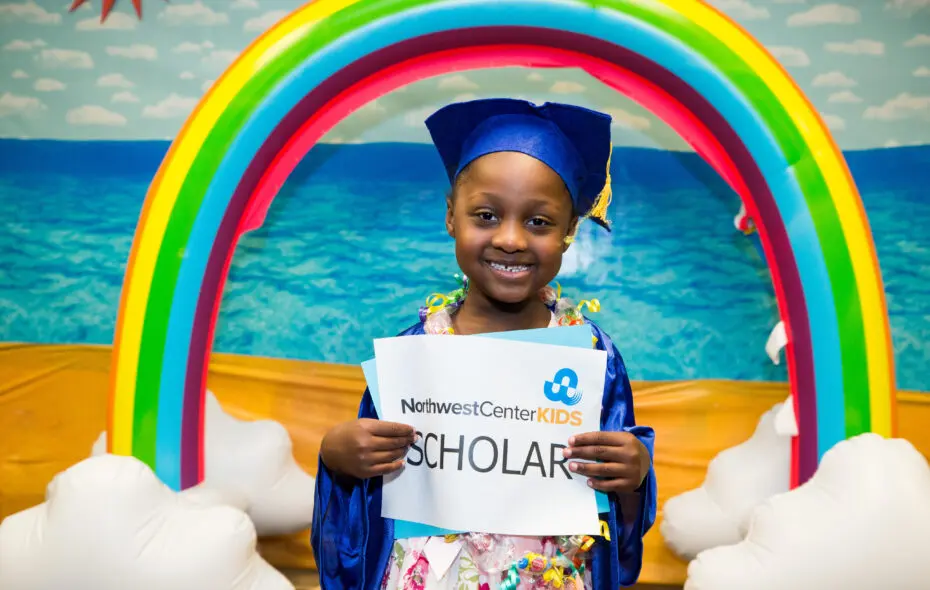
[106,0,897,492]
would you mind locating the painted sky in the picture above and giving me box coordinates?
[0,0,928,149]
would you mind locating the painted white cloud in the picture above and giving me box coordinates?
[97,73,133,88]
[66,105,127,127]
[0,455,294,590]
[605,107,651,131]
[76,11,137,30]
[111,91,139,103]
[527,72,545,82]
[905,34,930,47]
[884,138,924,147]
[158,1,229,26]
[711,0,770,20]
[4,38,45,51]
[11,69,29,79]
[684,434,930,590]
[232,0,259,8]
[825,39,884,55]
[355,99,387,117]
[453,93,478,102]
[787,3,860,26]
[864,93,930,121]
[828,90,862,103]
[768,46,811,67]
[91,390,317,537]
[243,9,287,32]
[201,79,215,93]
[821,113,846,130]
[173,40,212,53]
[202,49,239,69]
[106,44,158,61]
[884,0,930,15]
[437,74,479,91]
[915,66,930,78]
[661,403,790,560]
[0,92,46,118]
[0,1,61,24]
[812,70,856,87]
[142,93,198,119]
[551,81,585,93]
[34,78,64,92]
[180,71,196,80]
[403,106,435,127]
[323,135,363,145]
[35,48,93,69]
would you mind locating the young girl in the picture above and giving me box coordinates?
[311,98,656,590]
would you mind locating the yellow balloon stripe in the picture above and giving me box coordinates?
[663,0,893,435]
[111,0,895,462]
[111,0,361,454]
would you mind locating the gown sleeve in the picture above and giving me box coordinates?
[311,324,424,590]
[587,321,658,588]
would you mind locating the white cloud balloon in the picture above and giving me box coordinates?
[660,401,791,561]
[685,433,930,590]
[92,389,316,537]
[0,454,294,590]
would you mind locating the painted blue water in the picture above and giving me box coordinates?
[0,140,927,389]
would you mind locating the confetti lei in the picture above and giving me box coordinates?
[420,275,610,588]
[419,275,602,339]
[452,532,608,590]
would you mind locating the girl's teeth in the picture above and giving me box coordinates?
[489,262,530,273]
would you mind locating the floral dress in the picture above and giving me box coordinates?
[380,279,606,590]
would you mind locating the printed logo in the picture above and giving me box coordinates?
[543,368,583,406]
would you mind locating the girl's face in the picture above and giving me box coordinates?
[446,151,578,306]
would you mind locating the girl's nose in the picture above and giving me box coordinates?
[491,219,528,253]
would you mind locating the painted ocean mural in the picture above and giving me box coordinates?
[0,140,928,389]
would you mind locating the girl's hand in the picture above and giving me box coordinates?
[563,431,651,494]
[321,418,418,480]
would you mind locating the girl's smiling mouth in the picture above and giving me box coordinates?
[485,260,534,277]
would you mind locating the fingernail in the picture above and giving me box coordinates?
[569,462,577,472]
[568,436,575,446]
[587,480,593,487]
[563,448,572,458]
[413,433,419,442]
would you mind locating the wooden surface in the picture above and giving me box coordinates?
[3,343,929,586]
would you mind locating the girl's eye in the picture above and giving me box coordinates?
[476,211,497,222]
[528,217,551,227]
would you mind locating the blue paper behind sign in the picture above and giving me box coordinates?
[362,324,609,539]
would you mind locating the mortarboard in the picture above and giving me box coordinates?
[424,98,614,230]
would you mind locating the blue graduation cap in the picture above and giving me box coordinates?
[424,98,614,230]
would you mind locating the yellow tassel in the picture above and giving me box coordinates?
[585,147,612,227]
[599,520,611,541]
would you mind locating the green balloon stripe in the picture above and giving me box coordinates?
[132,0,433,463]
[132,0,870,463]
[612,0,867,432]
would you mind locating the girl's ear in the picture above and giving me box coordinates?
[445,195,455,238]
[562,217,580,252]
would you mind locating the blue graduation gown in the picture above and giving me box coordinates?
[311,319,657,589]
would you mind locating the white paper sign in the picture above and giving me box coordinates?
[373,334,607,536]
